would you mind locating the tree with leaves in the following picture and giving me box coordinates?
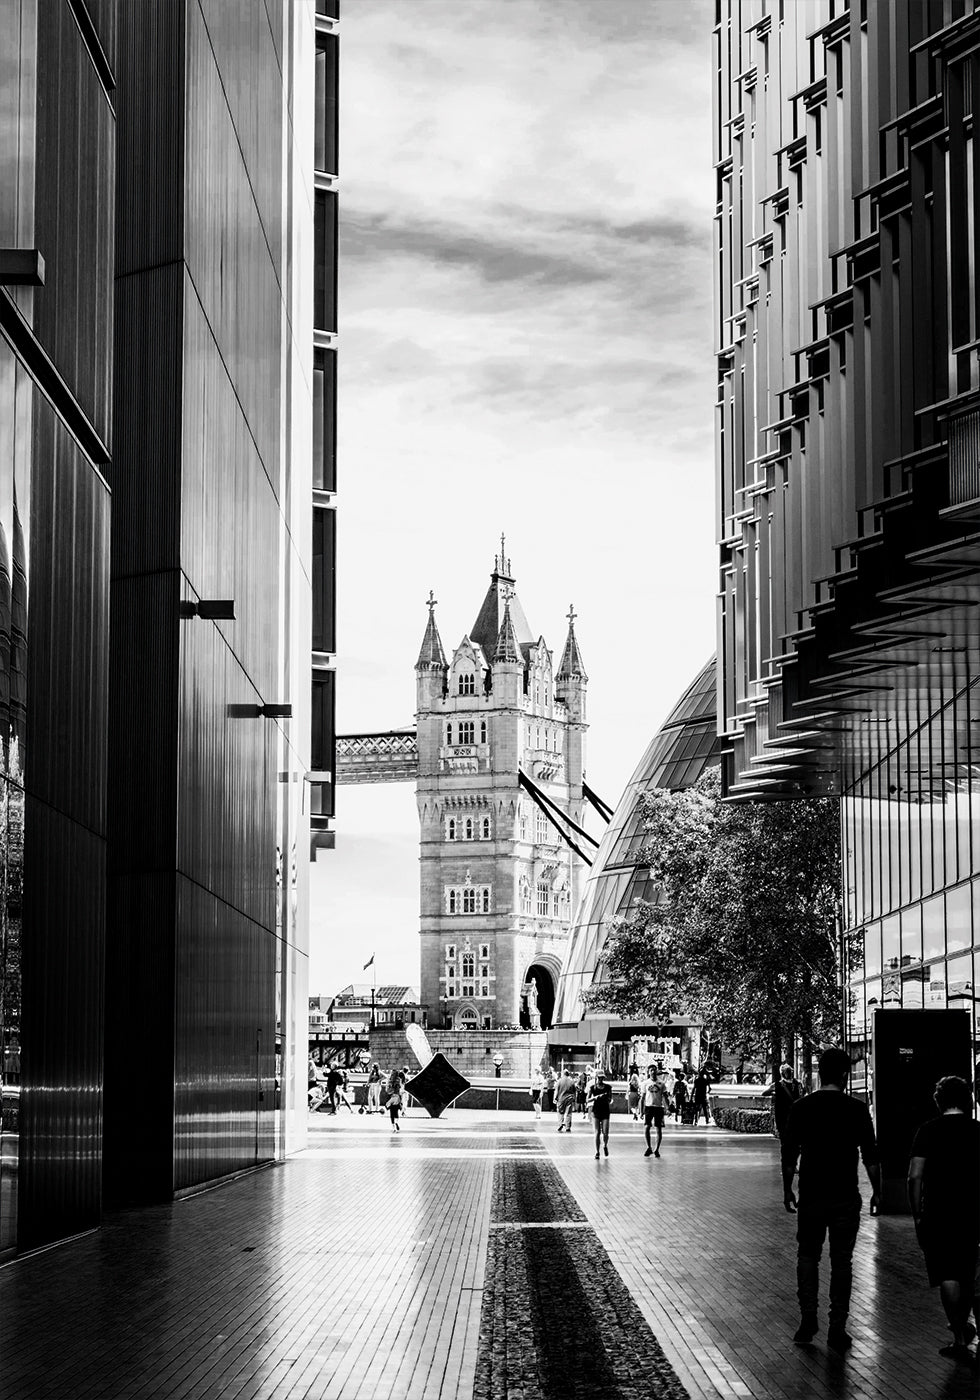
[584,767,842,1082]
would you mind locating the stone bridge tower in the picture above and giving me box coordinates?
[415,542,588,1031]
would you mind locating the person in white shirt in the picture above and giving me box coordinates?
[642,1066,670,1158]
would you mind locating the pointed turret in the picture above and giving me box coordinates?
[416,589,447,671]
[416,590,448,711]
[556,604,588,684]
[470,535,534,660]
[493,598,522,663]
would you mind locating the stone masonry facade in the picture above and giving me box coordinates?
[415,545,588,1030]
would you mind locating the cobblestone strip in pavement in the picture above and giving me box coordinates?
[474,1154,690,1400]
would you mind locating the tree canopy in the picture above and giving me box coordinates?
[583,767,842,1068]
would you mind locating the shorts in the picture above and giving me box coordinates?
[644,1106,665,1128]
[917,1221,980,1289]
[530,1089,541,1103]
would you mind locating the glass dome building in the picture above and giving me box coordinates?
[551,656,721,1041]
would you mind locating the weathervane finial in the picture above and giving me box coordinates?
[567,603,577,628]
[427,589,437,613]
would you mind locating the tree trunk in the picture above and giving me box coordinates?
[770,1027,782,1081]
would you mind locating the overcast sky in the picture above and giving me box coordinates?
[309,0,717,996]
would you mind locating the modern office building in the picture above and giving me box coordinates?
[415,548,588,1029]
[715,2,980,1065]
[551,657,721,1051]
[310,0,339,852]
[0,0,333,1256]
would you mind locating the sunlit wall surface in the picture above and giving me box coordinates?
[715,2,980,1067]
[0,0,115,1255]
[553,657,720,1027]
[104,0,313,1204]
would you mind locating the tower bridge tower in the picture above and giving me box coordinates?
[415,543,588,1030]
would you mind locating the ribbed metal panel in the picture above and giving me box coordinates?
[27,400,110,834]
[173,876,276,1191]
[32,0,115,448]
[949,408,980,506]
[0,3,114,1256]
[18,797,105,1251]
[114,0,184,279]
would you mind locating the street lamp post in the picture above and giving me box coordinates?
[493,1053,503,1110]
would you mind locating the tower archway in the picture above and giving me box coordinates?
[520,962,558,1031]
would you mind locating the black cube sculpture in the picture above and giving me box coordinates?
[405,1052,470,1119]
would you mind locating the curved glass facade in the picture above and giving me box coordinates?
[553,656,720,1026]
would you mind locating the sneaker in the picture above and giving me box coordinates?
[557,1125,564,1133]
[594,1151,600,1159]
[654,1149,660,1158]
[793,1315,818,1345]
[938,1343,972,1362]
[827,1326,851,1353]
[644,1147,653,1157]
[603,1144,608,1156]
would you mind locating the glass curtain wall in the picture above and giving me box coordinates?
[844,680,980,1073]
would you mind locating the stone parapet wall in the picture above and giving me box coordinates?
[369,1026,549,1081]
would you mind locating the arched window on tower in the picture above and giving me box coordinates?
[462,951,475,979]
[464,817,474,840]
[482,887,491,913]
[482,816,491,840]
[458,672,475,695]
[446,722,452,744]
[448,818,457,841]
[463,887,476,914]
[448,890,457,914]
[480,720,487,744]
[520,876,532,914]
[537,882,549,916]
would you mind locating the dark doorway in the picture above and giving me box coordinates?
[520,965,556,1031]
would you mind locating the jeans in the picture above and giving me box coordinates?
[796,1201,861,1325]
[367,1082,381,1112]
[560,1103,574,1130]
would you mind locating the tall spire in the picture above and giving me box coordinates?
[416,589,447,670]
[557,603,587,682]
[494,594,522,663]
[472,537,531,658]
[493,532,512,579]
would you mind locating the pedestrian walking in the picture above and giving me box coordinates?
[781,1046,880,1353]
[576,1070,588,1119]
[691,1067,712,1126]
[386,1068,403,1131]
[337,1068,355,1112]
[762,1062,803,1139]
[325,1062,343,1114]
[627,1068,641,1122]
[641,1066,670,1157]
[588,1070,613,1158]
[908,1075,980,1362]
[556,1067,577,1132]
[543,1066,557,1113]
[529,1066,544,1119]
[672,1068,689,1123]
[401,1065,413,1115]
[366,1061,382,1114]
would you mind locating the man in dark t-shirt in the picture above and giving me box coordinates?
[908,1075,980,1361]
[780,1047,880,1353]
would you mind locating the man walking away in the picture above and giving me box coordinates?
[642,1066,669,1158]
[763,1062,803,1139]
[589,1070,613,1158]
[556,1067,577,1133]
[692,1067,711,1126]
[781,1046,880,1353]
[908,1075,980,1363]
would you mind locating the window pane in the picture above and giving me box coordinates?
[312,506,336,653]
[312,349,337,491]
[946,882,972,955]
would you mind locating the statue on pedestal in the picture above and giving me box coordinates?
[523,978,541,1031]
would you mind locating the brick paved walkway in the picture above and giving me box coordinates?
[0,1109,976,1399]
